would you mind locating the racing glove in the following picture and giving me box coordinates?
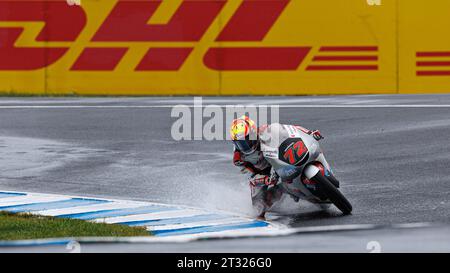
[294,125,324,141]
[249,174,278,187]
[311,130,324,141]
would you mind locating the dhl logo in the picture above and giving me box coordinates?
[0,0,307,71]
[0,0,379,72]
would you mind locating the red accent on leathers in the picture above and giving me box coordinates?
[233,150,243,166]
[233,150,258,174]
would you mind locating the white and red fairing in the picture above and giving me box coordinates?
[259,123,333,202]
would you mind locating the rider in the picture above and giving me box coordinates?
[230,115,324,220]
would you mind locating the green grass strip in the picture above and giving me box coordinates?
[0,211,151,241]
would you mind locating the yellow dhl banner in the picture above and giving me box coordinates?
[0,0,449,95]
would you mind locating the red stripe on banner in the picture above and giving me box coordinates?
[417,71,450,76]
[204,47,311,71]
[71,48,128,71]
[0,1,86,70]
[135,48,193,71]
[313,56,378,61]
[416,61,450,66]
[216,0,289,41]
[0,28,68,70]
[320,46,378,52]
[306,65,378,71]
[417,52,450,57]
[92,0,226,42]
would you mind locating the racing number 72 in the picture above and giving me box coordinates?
[283,140,308,165]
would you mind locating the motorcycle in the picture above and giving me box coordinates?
[259,123,352,215]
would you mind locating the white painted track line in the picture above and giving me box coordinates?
[38,202,144,217]
[146,217,245,231]
[94,209,208,224]
[1,104,450,109]
[0,195,69,208]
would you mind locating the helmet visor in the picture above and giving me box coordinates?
[233,139,258,155]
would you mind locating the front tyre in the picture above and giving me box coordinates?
[311,173,353,215]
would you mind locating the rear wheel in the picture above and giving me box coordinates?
[311,172,352,215]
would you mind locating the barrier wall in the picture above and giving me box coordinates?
[398,0,450,93]
[0,0,449,95]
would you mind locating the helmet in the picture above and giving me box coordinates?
[230,116,259,155]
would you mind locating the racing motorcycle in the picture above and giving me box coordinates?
[259,124,352,215]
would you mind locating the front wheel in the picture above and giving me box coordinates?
[311,173,353,215]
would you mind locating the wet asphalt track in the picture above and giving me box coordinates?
[0,95,450,251]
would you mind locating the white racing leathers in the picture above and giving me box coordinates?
[235,149,281,217]
[233,124,299,217]
[235,123,332,217]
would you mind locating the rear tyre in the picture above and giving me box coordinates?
[311,172,352,215]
